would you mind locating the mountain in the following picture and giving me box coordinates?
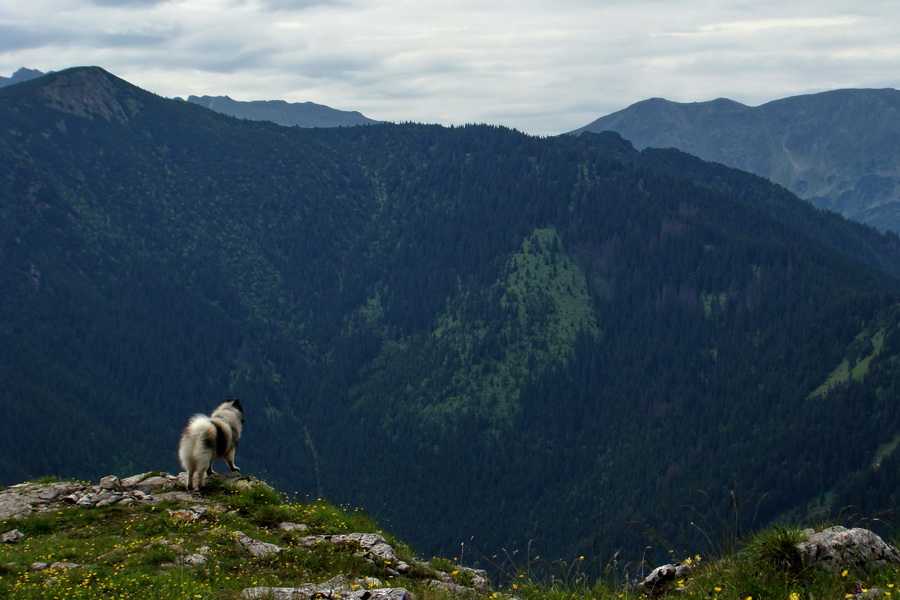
[3,66,900,567]
[0,67,46,88]
[568,89,900,233]
[185,94,382,128]
[0,68,380,127]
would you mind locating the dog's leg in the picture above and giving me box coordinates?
[186,471,194,490]
[225,448,240,472]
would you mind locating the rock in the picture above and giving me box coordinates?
[30,562,49,571]
[296,533,410,573]
[153,490,196,503]
[234,531,283,558]
[635,561,693,596]
[278,521,309,532]
[98,475,121,490]
[362,577,385,589]
[1,529,24,543]
[168,507,205,521]
[49,561,83,570]
[0,481,83,520]
[0,472,189,518]
[241,574,414,599]
[176,553,208,566]
[797,526,900,572]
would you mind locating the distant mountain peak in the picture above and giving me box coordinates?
[569,88,900,233]
[28,66,139,123]
[186,94,382,128]
[0,67,47,89]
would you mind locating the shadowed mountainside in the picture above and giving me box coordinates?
[2,67,900,566]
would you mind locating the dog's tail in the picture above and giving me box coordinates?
[178,414,217,473]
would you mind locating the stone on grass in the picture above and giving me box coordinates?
[1,529,24,543]
[797,526,900,572]
[234,531,283,558]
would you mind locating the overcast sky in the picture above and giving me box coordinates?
[2,0,899,135]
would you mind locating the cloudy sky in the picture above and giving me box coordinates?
[1,0,899,135]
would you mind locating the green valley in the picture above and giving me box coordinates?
[1,67,900,569]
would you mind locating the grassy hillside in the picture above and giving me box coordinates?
[3,474,900,600]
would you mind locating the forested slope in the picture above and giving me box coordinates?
[2,67,900,565]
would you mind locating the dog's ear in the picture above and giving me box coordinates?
[232,398,243,412]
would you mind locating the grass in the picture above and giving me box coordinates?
[3,478,900,599]
[810,328,885,398]
[0,478,456,600]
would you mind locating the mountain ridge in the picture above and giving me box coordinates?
[0,67,45,88]
[569,88,900,233]
[185,94,383,128]
[0,67,381,128]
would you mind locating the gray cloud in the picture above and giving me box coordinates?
[87,0,169,5]
[1,0,898,134]
[252,0,346,11]
[0,25,52,52]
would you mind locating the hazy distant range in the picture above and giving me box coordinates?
[569,89,900,233]
[183,95,383,129]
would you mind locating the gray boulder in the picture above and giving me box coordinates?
[635,561,693,596]
[1,529,24,543]
[234,531,283,559]
[797,526,900,572]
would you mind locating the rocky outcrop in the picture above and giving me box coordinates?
[797,526,900,572]
[1,472,489,598]
[35,67,140,123]
[0,472,191,520]
[242,575,412,600]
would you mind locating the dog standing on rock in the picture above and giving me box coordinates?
[178,398,244,490]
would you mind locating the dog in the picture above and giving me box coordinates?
[178,398,244,490]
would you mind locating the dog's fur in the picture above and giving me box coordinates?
[178,398,244,490]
